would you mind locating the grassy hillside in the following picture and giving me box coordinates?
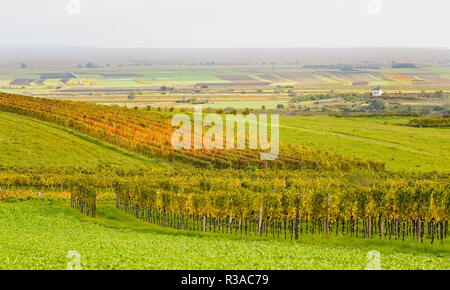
[0,111,173,169]
[280,115,450,172]
[0,201,448,270]
[0,93,385,171]
[1,104,448,172]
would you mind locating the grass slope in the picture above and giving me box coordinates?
[0,201,448,270]
[280,115,450,172]
[0,111,173,169]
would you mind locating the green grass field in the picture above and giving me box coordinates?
[0,200,448,270]
[206,101,288,109]
[0,111,172,169]
[280,115,450,172]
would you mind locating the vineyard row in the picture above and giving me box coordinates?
[0,167,448,243]
[0,93,384,171]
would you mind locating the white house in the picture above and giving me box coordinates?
[371,87,383,97]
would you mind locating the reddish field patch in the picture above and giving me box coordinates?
[259,74,282,82]
[388,73,416,81]
[277,74,319,86]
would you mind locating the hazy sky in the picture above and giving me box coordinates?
[1,0,449,48]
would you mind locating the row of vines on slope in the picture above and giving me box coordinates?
[0,93,384,171]
[408,117,450,128]
[0,167,448,243]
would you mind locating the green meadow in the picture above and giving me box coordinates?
[0,111,172,169]
[280,115,450,172]
[0,201,448,270]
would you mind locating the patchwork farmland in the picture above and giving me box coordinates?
[0,60,449,270]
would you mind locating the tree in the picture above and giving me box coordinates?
[85,62,96,68]
[435,90,444,98]
[20,62,27,69]
[229,109,237,115]
[420,107,431,116]
[368,99,386,111]
[128,90,136,100]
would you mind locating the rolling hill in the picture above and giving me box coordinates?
[0,111,173,169]
[280,115,450,172]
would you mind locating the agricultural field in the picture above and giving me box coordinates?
[1,65,448,119]
[0,64,449,271]
[0,201,448,270]
[2,65,450,94]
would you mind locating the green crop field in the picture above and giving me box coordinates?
[206,101,288,109]
[0,111,172,169]
[0,201,448,270]
[280,115,450,172]
[0,64,449,271]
